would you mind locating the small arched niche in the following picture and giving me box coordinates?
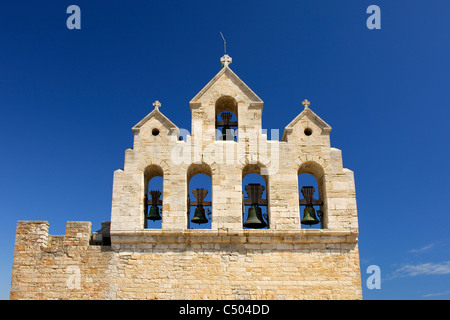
[187,163,213,229]
[144,165,164,229]
[242,164,269,229]
[298,161,326,229]
[215,96,238,141]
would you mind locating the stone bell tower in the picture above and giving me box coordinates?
[10,54,362,300]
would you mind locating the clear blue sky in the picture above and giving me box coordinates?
[1,0,449,300]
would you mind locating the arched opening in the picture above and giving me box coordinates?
[298,161,326,229]
[215,96,238,141]
[242,164,269,229]
[144,165,164,229]
[187,163,213,229]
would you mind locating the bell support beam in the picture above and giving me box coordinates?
[216,120,238,127]
[299,186,323,206]
[216,111,238,128]
[188,189,212,207]
[243,184,267,207]
[146,191,163,206]
[299,199,323,206]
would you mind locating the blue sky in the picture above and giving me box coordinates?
[1,0,449,300]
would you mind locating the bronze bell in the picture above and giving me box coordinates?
[221,125,232,140]
[147,190,162,221]
[301,206,320,226]
[220,112,234,140]
[191,205,209,224]
[243,205,267,229]
[147,204,162,221]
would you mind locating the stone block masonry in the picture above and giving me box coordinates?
[10,55,362,300]
[10,221,362,299]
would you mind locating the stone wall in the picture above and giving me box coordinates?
[10,221,362,300]
[10,57,362,300]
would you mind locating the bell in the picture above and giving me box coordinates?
[243,205,267,229]
[221,125,233,140]
[301,206,320,226]
[220,112,234,141]
[191,205,208,224]
[147,204,161,221]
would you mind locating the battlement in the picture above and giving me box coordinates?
[14,221,93,249]
[11,220,361,300]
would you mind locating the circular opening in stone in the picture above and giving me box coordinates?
[152,128,160,136]
[304,128,313,136]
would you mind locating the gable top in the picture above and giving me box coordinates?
[190,55,263,107]
[282,106,332,141]
[132,107,179,135]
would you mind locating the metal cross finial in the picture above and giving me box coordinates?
[302,99,311,108]
[153,100,161,110]
[220,54,232,67]
[220,32,227,54]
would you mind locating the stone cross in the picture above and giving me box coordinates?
[302,99,310,108]
[153,100,161,110]
[220,54,232,67]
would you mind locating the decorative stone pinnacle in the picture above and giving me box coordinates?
[302,99,311,108]
[220,54,232,67]
[153,100,161,110]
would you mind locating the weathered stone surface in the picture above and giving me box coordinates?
[10,221,362,300]
[10,55,362,300]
